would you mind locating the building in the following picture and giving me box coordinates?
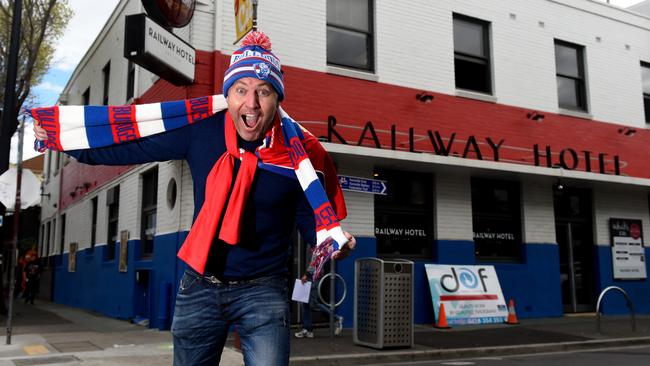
[39,0,650,329]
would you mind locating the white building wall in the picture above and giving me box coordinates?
[593,184,650,246]
[213,0,650,127]
[435,171,473,241]
[522,177,557,244]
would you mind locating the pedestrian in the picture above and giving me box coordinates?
[23,257,42,305]
[32,31,355,366]
[294,249,343,338]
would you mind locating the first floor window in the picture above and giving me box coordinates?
[141,168,158,258]
[641,62,650,123]
[471,178,522,262]
[106,186,120,261]
[374,169,434,259]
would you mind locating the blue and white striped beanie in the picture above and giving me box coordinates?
[223,31,284,101]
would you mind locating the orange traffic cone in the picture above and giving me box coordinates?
[505,299,519,325]
[434,302,451,329]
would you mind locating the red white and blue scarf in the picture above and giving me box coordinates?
[29,95,348,276]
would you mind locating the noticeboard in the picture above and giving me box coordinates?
[610,218,646,280]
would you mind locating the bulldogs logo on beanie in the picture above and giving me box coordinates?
[223,31,285,101]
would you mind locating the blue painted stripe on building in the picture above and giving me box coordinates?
[84,106,113,148]
[594,245,650,315]
[160,100,188,131]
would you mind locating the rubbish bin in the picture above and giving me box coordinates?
[353,258,413,349]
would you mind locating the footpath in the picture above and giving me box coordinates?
[0,300,649,365]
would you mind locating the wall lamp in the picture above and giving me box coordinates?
[526,111,545,122]
[554,178,564,191]
[617,127,636,136]
[415,92,434,103]
[69,182,92,198]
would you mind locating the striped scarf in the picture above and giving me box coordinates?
[29,95,348,276]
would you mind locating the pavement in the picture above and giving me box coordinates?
[0,300,649,366]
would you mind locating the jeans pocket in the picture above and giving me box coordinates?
[178,271,199,294]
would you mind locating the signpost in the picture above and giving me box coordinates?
[338,175,387,195]
[425,264,508,325]
[610,218,647,280]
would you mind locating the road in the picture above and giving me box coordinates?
[366,345,650,366]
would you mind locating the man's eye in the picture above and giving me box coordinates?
[235,87,246,95]
[257,89,271,97]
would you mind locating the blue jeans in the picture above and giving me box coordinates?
[171,269,290,366]
[301,280,338,332]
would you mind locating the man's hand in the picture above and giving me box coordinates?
[33,121,47,141]
[301,274,308,284]
[332,232,356,261]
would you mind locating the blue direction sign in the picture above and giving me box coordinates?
[338,175,387,195]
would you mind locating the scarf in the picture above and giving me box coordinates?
[29,95,348,275]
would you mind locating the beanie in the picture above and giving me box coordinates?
[223,31,285,101]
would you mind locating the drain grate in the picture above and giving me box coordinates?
[13,355,79,365]
[50,341,102,353]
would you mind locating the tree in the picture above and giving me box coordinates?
[0,0,73,162]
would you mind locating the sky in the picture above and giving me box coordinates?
[8,0,649,164]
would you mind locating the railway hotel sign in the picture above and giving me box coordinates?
[124,1,197,86]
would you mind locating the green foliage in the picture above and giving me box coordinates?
[0,0,73,134]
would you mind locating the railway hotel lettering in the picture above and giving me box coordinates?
[326,116,621,176]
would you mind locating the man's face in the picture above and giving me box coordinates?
[226,77,279,141]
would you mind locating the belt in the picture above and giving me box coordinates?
[202,274,257,286]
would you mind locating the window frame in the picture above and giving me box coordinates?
[554,39,588,112]
[59,214,66,255]
[471,177,523,263]
[326,0,375,72]
[140,168,158,258]
[102,61,111,106]
[90,196,98,251]
[374,169,434,260]
[453,13,493,94]
[641,61,650,124]
[106,186,120,262]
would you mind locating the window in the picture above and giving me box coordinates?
[374,169,434,259]
[59,214,66,254]
[471,178,522,262]
[127,61,135,101]
[102,61,110,105]
[642,62,650,123]
[53,152,60,175]
[327,0,374,71]
[141,168,158,258]
[82,87,90,105]
[453,14,492,94]
[48,218,56,257]
[90,197,98,251]
[42,222,50,258]
[555,40,587,111]
[106,186,120,261]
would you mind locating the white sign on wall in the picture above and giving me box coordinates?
[610,218,647,280]
[425,264,508,325]
[125,13,196,86]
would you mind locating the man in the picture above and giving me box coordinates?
[23,255,42,305]
[34,32,355,365]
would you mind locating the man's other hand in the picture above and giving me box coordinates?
[33,121,47,141]
[332,232,356,261]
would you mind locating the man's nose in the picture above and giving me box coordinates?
[244,90,260,108]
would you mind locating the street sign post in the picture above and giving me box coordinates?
[338,175,387,195]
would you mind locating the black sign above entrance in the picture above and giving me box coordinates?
[124,13,196,86]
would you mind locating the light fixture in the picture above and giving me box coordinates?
[617,127,636,137]
[554,179,564,191]
[415,92,434,103]
[526,111,545,122]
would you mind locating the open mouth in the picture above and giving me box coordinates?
[242,114,260,129]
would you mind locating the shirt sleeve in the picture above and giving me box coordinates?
[66,124,192,166]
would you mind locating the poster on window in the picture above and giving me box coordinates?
[425,264,508,325]
[119,230,129,273]
[68,242,77,272]
[609,218,646,280]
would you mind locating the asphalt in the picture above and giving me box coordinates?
[0,300,649,365]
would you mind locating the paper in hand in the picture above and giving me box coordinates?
[291,279,311,303]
